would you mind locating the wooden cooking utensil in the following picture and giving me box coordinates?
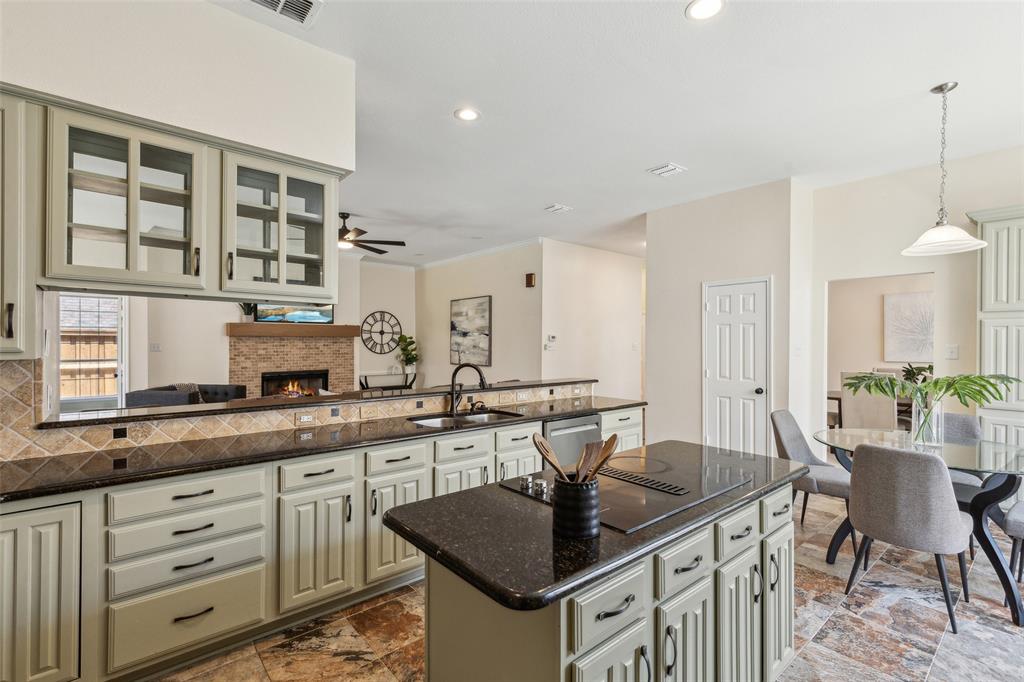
[573,444,590,478]
[584,433,619,482]
[532,433,569,482]
[578,441,602,480]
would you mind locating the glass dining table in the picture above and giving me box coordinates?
[814,428,1024,627]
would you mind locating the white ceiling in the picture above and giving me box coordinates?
[217,0,1023,266]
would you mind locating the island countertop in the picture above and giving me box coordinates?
[383,441,807,610]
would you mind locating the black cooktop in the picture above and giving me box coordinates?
[499,443,754,533]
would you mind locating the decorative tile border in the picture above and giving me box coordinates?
[0,359,591,462]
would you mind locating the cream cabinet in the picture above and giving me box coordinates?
[495,449,541,481]
[0,503,80,682]
[568,619,652,682]
[656,576,715,681]
[979,319,1024,410]
[365,467,429,584]
[278,482,358,613]
[47,108,209,290]
[433,455,490,496]
[602,408,644,453]
[222,151,337,300]
[762,525,796,680]
[0,95,35,356]
[977,207,1024,312]
[715,544,762,682]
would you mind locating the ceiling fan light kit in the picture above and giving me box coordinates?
[902,81,988,257]
[338,212,407,255]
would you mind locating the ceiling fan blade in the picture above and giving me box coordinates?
[339,226,367,240]
[354,243,388,255]
[351,239,407,246]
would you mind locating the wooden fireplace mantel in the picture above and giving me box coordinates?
[226,323,360,338]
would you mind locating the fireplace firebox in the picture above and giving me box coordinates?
[261,369,329,397]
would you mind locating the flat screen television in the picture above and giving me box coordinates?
[255,303,334,324]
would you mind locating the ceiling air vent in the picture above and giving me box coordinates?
[249,0,323,27]
[545,204,574,214]
[646,162,688,178]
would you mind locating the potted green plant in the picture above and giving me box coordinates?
[397,334,419,373]
[843,371,1020,445]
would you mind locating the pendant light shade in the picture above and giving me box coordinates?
[903,82,987,257]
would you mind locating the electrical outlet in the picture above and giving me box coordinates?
[295,412,314,426]
[149,342,162,352]
[296,429,314,442]
[516,390,530,402]
[572,385,582,395]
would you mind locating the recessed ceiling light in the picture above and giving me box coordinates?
[545,204,574,214]
[685,0,723,20]
[647,162,688,177]
[454,108,480,122]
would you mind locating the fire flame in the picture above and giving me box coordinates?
[278,379,316,397]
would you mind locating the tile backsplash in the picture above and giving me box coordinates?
[0,359,591,462]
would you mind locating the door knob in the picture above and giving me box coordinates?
[754,387,765,395]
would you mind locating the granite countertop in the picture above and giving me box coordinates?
[384,441,807,610]
[0,396,644,503]
[39,377,598,429]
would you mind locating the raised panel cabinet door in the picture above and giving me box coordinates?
[982,218,1024,311]
[516,451,541,477]
[433,461,465,497]
[656,576,714,682]
[221,151,338,301]
[569,618,652,682]
[495,452,519,481]
[0,95,30,354]
[46,108,208,290]
[461,457,489,489]
[0,504,80,682]
[980,319,1024,409]
[715,544,762,682]
[278,482,356,612]
[366,468,428,583]
[762,524,796,681]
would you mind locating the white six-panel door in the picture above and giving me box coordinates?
[704,280,769,455]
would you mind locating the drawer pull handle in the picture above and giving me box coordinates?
[510,436,528,442]
[640,644,652,682]
[595,593,635,621]
[483,465,489,485]
[753,564,763,604]
[730,525,753,541]
[770,554,780,591]
[173,556,215,571]
[227,251,234,280]
[617,417,631,422]
[385,455,411,464]
[346,494,353,522]
[172,489,215,501]
[454,445,475,451]
[304,468,335,478]
[371,489,377,516]
[172,522,215,536]
[772,503,791,517]
[173,606,214,623]
[673,554,703,574]
[499,463,507,480]
[664,626,678,676]
[3,303,13,339]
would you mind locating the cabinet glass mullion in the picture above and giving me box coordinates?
[234,165,280,284]
[66,127,129,270]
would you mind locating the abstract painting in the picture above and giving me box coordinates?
[883,291,934,362]
[450,295,492,366]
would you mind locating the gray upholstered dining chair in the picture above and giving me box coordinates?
[771,410,854,543]
[942,412,985,559]
[845,444,971,633]
[1002,502,1024,586]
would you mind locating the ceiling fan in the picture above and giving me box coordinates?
[337,212,407,255]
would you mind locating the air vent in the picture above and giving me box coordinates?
[249,0,323,26]
[545,204,574,214]
[646,162,688,177]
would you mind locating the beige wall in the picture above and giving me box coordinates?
[415,242,543,388]
[540,239,644,400]
[0,1,355,170]
[360,262,417,376]
[805,147,1024,436]
[826,273,934,391]
[144,299,235,387]
[645,179,795,445]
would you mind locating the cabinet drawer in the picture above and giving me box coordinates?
[366,442,429,475]
[107,469,265,524]
[569,617,649,682]
[567,563,647,655]
[654,528,713,600]
[435,432,493,462]
[107,500,265,562]
[760,485,794,535]
[715,503,760,561]
[603,409,643,430]
[495,424,540,453]
[108,532,265,600]
[107,564,266,672]
[280,452,356,492]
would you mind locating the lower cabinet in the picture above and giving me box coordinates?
[716,544,762,682]
[366,467,429,583]
[762,524,796,680]
[656,575,715,681]
[434,455,490,496]
[602,408,644,453]
[568,618,652,682]
[0,503,80,682]
[278,482,357,612]
[495,448,541,481]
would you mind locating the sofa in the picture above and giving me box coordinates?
[125,384,247,408]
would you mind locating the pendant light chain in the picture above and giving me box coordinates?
[937,90,948,225]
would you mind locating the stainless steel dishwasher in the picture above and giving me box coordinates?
[542,414,602,471]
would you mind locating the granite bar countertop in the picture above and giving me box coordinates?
[383,441,807,610]
[1,396,644,503]
[39,378,598,429]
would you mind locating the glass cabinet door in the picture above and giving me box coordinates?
[47,109,207,289]
[223,152,335,299]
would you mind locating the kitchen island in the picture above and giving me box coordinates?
[384,440,807,682]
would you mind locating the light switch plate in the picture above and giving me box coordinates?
[516,390,531,402]
[945,344,959,360]
[295,412,314,425]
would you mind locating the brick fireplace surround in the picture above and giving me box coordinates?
[228,336,355,397]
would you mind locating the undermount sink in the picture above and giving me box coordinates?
[457,410,522,423]
[408,416,465,428]
[408,410,522,428]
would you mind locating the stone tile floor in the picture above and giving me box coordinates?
[158,494,1022,681]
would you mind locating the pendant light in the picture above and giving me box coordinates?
[902,82,987,256]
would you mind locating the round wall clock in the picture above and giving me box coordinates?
[361,311,402,354]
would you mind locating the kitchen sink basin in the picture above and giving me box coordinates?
[458,410,522,423]
[408,416,465,428]
[408,410,522,428]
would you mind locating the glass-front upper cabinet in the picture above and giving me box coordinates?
[222,152,337,299]
[47,109,207,289]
